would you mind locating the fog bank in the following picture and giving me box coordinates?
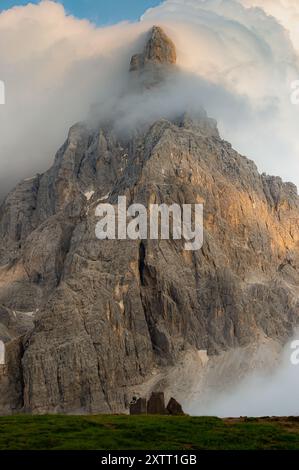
[189,337,299,417]
[1,0,299,199]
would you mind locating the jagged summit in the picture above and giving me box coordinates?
[130,26,176,87]
[130,26,176,71]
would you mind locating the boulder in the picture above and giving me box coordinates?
[147,392,167,415]
[130,398,147,415]
[167,397,185,416]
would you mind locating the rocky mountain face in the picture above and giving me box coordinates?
[130,25,176,87]
[0,26,299,414]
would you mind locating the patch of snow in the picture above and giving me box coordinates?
[84,190,95,201]
[22,311,35,317]
[15,310,36,317]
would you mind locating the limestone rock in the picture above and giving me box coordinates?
[130,26,176,71]
[0,27,298,414]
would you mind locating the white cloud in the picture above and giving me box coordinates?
[0,0,151,196]
[189,337,299,417]
[142,0,299,187]
[0,0,299,196]
[241,0,299,52]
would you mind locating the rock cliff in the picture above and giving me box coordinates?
[0,26,298,414]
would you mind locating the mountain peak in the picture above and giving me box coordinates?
[130,25,176,78]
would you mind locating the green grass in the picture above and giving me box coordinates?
[1,415,299,450]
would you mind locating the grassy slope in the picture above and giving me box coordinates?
[1,415,299,450]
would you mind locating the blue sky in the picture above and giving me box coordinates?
[0,0,162,24]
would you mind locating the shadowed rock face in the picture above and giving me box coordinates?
[147,392,167,415]
[0,27,299,414]
[167,397,184,416]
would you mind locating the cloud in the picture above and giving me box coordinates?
[0,0,299,416]
[188,336,299,417]
[0,0,299,198]
[0,1,151,197]
[142,0,299,188]
[241,0,299,52]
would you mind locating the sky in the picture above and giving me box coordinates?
[0,0,162,24]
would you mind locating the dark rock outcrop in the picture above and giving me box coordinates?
[167,397,185,416]
[147,392,167,415]
[130,397,147,415]
[129,394,184,415]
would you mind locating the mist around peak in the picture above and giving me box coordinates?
[1,0,299,200]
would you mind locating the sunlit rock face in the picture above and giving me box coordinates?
[0,27,298,414]
[130,25,177,71]
[130,25,177,87]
